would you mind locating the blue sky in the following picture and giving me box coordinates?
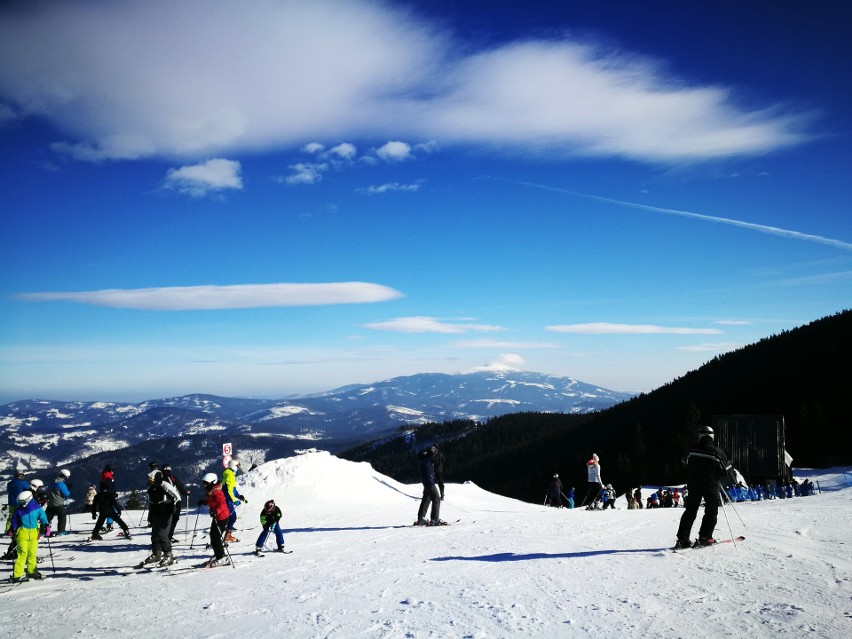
[1,0,850,402]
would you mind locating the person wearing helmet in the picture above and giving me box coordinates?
[90,465,131,541]
[254,499,286,555]
[45,470,71,536]
[9,490,49,583]
[198,473,231,568]
[601,484,617,510]
[5,466,30,535]
[415,445,445,526]
[138,470,181,568]
[221,460,247,542]
[161,463,189,544]
[674,426,733,549]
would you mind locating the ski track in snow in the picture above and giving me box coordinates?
[0,452,849,638]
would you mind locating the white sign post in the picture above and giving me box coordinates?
[223,442,232,468]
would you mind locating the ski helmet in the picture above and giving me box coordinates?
[162,463,171,471]
[264,499,275,511]
[60,469,71,478]
[697,425,714,440]
[148,461,159,470]
[17,490,33,505]
[227,460,240,471]
[202,472,218,485]
[30,479,43,490]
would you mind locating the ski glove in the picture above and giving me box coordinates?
[44,526,51,538]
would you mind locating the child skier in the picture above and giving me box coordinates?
[198,473,231,568]
[254,499,286,555]
[9,490,49,583]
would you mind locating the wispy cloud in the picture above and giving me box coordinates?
[546,323,724,335]
[162,158,242,197]
[357,182,422,195]
[453,338,558,349]
[18,282,404,311]
[363,316,505,334]
[714,320,753,326]
[281,162,327,185]
[677,342,740,353]
[0,1,811,164]
[508,180,852,252]
[468,353,526,372]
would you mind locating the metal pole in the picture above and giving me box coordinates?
[44,531,56,574]
[718,492,737,546]
[720,488,745,527]
[189,508,202,550]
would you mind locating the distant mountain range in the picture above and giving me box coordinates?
[0,370,631,498]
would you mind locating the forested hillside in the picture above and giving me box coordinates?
[341,310,852,503]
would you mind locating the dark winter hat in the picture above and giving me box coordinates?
[264,499,275,511]
[148,461,160,470]
[104,464,114,472]
[162,463,171,471]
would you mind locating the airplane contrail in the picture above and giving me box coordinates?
[502,178,852,252]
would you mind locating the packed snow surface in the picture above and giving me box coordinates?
[1,452,850,638]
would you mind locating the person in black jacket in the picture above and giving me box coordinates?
[432,446,445,501]
[161,463,189,543]
[674,426,733,549]
[90,465,132,541]
[140,470,181,566]
[415,445,444,526]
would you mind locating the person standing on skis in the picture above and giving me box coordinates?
[584,454,603,509]
[139,470,181,567]
[222,460,247,543]
[9,490,49,583]
[45,469,71,536]
[161,463,189,543]
[415,445,445,526]
[254,499,286,555]
[674,425,733,549]
[199,473,231,568]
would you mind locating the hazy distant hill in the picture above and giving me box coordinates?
[342,310,852,504]
[0,370,630,500]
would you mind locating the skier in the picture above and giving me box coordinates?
[566,486,575,509]
[601,484,616,510]
[198,473,231,568]
[254,499,286,555]
[584,454,603,509]
[222,460,247,542]
[432,445,445,500]
[9,490,49,583]
[161,463,189,543]
[5,466,29,534]
[85,484,97,516]
[545,474,563,507]
[2,477,46,562]
[139,470,181,567]
[674,425,734,549]
[90,465,132,541]
[415,445,445,526]
[45,469,71,536]
[633,487,643,509]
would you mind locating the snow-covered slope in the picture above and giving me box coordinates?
[2,453,848,638]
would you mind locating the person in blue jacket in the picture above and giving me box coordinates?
[45,470,71,536]
[2,467,31,561]
[5,466,30,532]
[9,490,50,583]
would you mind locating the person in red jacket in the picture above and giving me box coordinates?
[198,473,231,568]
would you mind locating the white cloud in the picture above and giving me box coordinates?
[356,182,421,195]
[329,143,357,160]
[283,162,327,185]
[163,158,242,197]
[0,1,810,164]
[375,141,413,162]
[302,142,326,155]
[452,339,558,349]
[546,323,724,335]
[469,353,526,372]
[18,282,404,311]
[363,316,504,334]
[714,320,753,326]
[677,342,740,353]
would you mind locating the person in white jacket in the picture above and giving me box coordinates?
[584,454,603,508]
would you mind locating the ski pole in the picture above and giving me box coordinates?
[184,495,189,543]
[579,486,594,508]
[138,500,148,527]
[219,523,235,569]
[44,531,56,574]
[720,488,745,527]
[718,492,737,546]
[189,508,202,550]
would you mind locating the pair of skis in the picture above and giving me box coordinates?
[672,536,745,552]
